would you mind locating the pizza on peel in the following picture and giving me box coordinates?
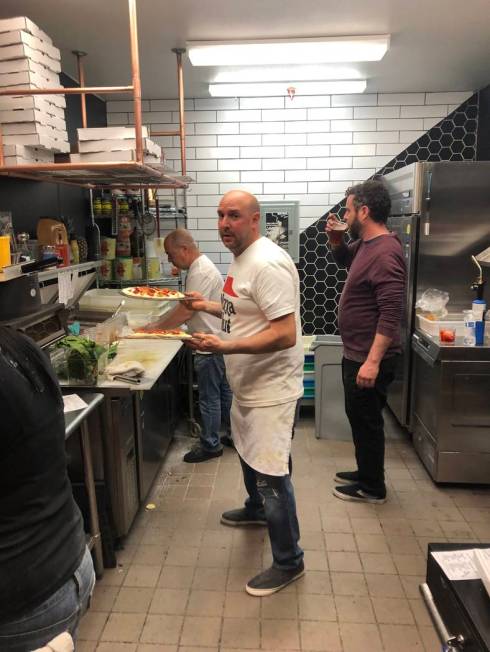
[124,328,193,340]
[122,286,185,300]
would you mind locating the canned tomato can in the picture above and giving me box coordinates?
[114,257,133,281]
[98,259,113,281]
[146,257,161,280]
[132,256,143,280]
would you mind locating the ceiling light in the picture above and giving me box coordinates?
[188,36,389,66]
[213,65,363,83]
[209,80,367,97]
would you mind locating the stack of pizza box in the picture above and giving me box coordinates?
[71,126,163,165]
[0,16,70,165]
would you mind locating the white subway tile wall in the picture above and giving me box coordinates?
[107,91,472,267]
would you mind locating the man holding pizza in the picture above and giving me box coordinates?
[183,191,304,597]
[146,229,233,463]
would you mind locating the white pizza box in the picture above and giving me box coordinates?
[77,126,150,141]
[0,43,61,73]
[78,137,162,158]
[1,123,68,141]
[4,153,55,165]
[0,17,53,44]
[0,31,60,61]
[0,108,66,130]
[0,57,57,77]
[2,132,69,153]
[70,150,160,163]
[1,83,66,108]
[0,69,60,89]
[2,143,55,162]
[0,108,65,130]
[0,95,65,116]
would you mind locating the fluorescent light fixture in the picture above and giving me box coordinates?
[188,36,389,66]
[213,65,363,83]
[209,80,367,97]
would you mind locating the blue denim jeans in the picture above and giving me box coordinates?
[0,546,95,652]
[194,352,233,452]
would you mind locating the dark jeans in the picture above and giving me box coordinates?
[342,355,398,497]
[238,400,303,570]
[194,352,233,452]
[0,546,95,652]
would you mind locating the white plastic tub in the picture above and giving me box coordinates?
[79,288,171,316]
[417,313,465,337]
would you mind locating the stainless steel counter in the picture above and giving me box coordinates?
[410,330,490,483]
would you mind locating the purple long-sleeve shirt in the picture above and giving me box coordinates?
[332,233,406,362]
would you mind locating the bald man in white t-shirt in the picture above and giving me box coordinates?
[183,191,304,597]
[146,229,232,463]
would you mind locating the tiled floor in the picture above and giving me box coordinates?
[78,410,490,652]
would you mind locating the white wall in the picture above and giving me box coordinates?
[107,91,472,275]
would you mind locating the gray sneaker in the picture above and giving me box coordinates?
[246,562,305,596]
[220,507,267,527]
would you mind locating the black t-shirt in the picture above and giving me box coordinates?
[0,340,85,622]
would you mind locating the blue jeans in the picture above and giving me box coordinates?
[194,352,232,452]
[0,547,95,652]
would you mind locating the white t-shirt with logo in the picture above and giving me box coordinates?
[186,254,223,335]
[221,236,304,407]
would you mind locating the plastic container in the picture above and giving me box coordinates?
[79,288,171,315]
[462,310,476,346]
[417,313,465,337]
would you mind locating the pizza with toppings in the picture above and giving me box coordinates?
[121,286,185,300]
[124,328,193,340]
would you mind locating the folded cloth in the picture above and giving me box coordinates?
[105,360,145,380]
[32,632,74,652]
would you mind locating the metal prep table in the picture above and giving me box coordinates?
[62,339,183,539]
[64,391,104,577]
[411,330,490,483]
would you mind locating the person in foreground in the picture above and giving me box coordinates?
[326,179,406,504]
[183,190,305,596]
[0,326,94,651]
[146,229,233,462]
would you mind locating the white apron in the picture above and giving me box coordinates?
[231,398,297,476]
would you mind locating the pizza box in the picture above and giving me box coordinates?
[0,122,67,138]
[0,108,66,130]
[78,137,162,158]
[69,151,160,164]
[77,126,150,141]
[0,43,61,73]
[2,83,66,108]
[3,143,55,161]
[0,31,60,61]
[0,69,60,89]
[0,95,65,116]
[0,17,53,44]
[0,57,57,76]
[2,132,69,152]
[4,153,55,165]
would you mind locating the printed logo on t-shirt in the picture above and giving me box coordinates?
[221,292,236,334]
[223,276,239,297]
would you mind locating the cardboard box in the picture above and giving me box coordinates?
[0,43,61,73]
[1,122,68,140]
[3,132,70,153]
[0,17,53,45]
[0,31,60,61]
[77,126,150,141]
[0,95,65,116]
[78,137,162,157]
[0,57,56,76]
[0,108,66,131]
[3,143,55,162]
[70,150,160,163]
[0,69,60,89]
[2,84,66,108]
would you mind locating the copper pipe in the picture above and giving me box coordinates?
[156,196,160,237]
[0,86,134,96]
[73,50,88,128]
[0,124,4,167]
[172,48,187,176]
[150,130,179,137]
[128,0,143,164]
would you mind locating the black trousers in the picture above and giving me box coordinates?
[341,355,398,496]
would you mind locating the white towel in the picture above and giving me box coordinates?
[105,360,145,380]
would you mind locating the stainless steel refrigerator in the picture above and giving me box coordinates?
[384,161,490,430]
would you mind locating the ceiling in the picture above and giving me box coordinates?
[1,0,490,99]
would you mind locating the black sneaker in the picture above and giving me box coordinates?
[333,483,386,504]
[220,507,267,527]
[334,470,359,485]
[246,562,305,596]
[183,446,222,463]
[220,435,235,448]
